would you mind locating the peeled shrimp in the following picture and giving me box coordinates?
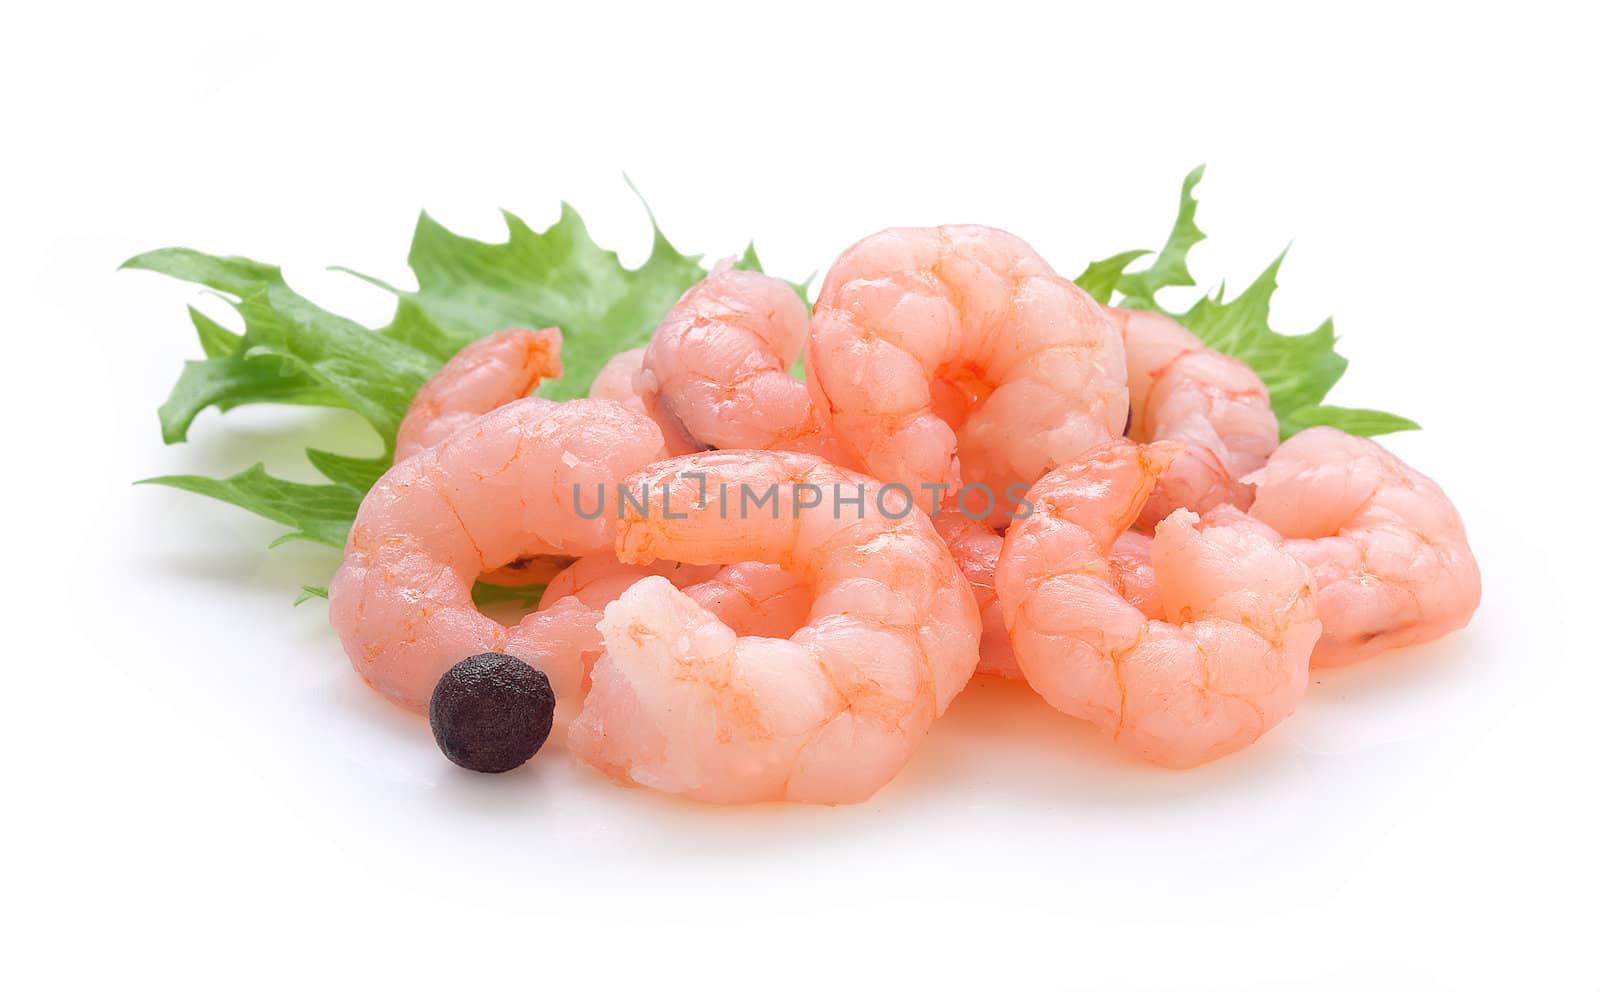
[1245,426,1480,667]
[328,397,667,712]
[587,347,649,414]
[1112,308,1278,527]
[1107,530,1162,621]
[681,561,812,641]
[934,511,1019,679]
[393,327,571,586]
[995,439,1320,767]
[568,450,981,804]
[589,347,700,456]
[942,513,1152,682]
[534,555,806,696]
[394,327,562,462]
[636,268,839,458]
[807,225,1127,524]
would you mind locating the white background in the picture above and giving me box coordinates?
[7,2,1597,988]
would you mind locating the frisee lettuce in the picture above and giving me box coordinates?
[1076,166,1418,438]
[129,194,791,598]
[133,174,1410,600]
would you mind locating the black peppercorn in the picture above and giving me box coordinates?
[429,653,555,773]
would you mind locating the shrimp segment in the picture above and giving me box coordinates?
[394,327,563,462]
[1112,308,1278,526]
[934,511,1019,679]
[534,556,808,687]
[328,398,668,712]
[1107,530,1162,620]
[995,439,1320,767]
[1245,427,1480,667]
[807,225,1128,524]
[392,329,571,587]
[589,347,700,456]
[637,269,838,458]
[682,561,812,640]
[568,451,981,804]
[587,347,649,413]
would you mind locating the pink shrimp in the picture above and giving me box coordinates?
[1245,426,1480,667]
[1111,308,1278,527]
[394,327,563,462]
[568,450,981,804]
[995,439,1320,767]
[681,561,812,641]
[392,328,574,586]
[587,347,649,414]
[807,225,1127,525]
[941,514,1153,681]
[589,347,701,456]
[532,556,805,701]
[635,268,840,459]
[1107,530,1162,620]
[328,397,667,712]
[934,511,1019,679]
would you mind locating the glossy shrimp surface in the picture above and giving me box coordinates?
[807,225,1127,524]
[996,439,1321,767]
[589,347,701,456]
[328,398,668,712]
[682,561,812,640]
[394,327,563,462]
[533,556,807,697]
[934,511,1019,679]
[568,450,981,804]
[637,268,838,458]
[587,347,648,413]
[1245,427,1480,667]
[1112,308,1278,527]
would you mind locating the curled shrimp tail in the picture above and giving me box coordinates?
[1111,308,1278,526]
[394,327,564,462]
[996,438,1318,768]
[568,450,980,804]
[1244,427,1481,666]
[1024,439,1184,547]
[635,268,839,458]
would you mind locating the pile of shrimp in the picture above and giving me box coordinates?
[330,225,1480,804]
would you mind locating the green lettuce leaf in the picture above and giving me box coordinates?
[1081,166,1416,438]
[339,203,708,402]
[1112,165,1207,311]
[123,249,438,446]
[1075,249,1149,306]
[130,194,794,596]
[136,464,365,549]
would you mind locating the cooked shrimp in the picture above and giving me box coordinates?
[568,450,981,804]
[587,347,648,413]
[934,511,1019,679]
[682,561,812,640]
[1107,530,1161,620]
[533,556,804,691]
[995,439,1320,767]
[636,268,839,458]
[1244,426,1480,667]
[589,347,700,456]
[807,226,1127,524]
[394,327,563,462]
[520,554,718,723]
[328,397,668,712]
[1112,308,1278,527]
[392,327,573,586]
